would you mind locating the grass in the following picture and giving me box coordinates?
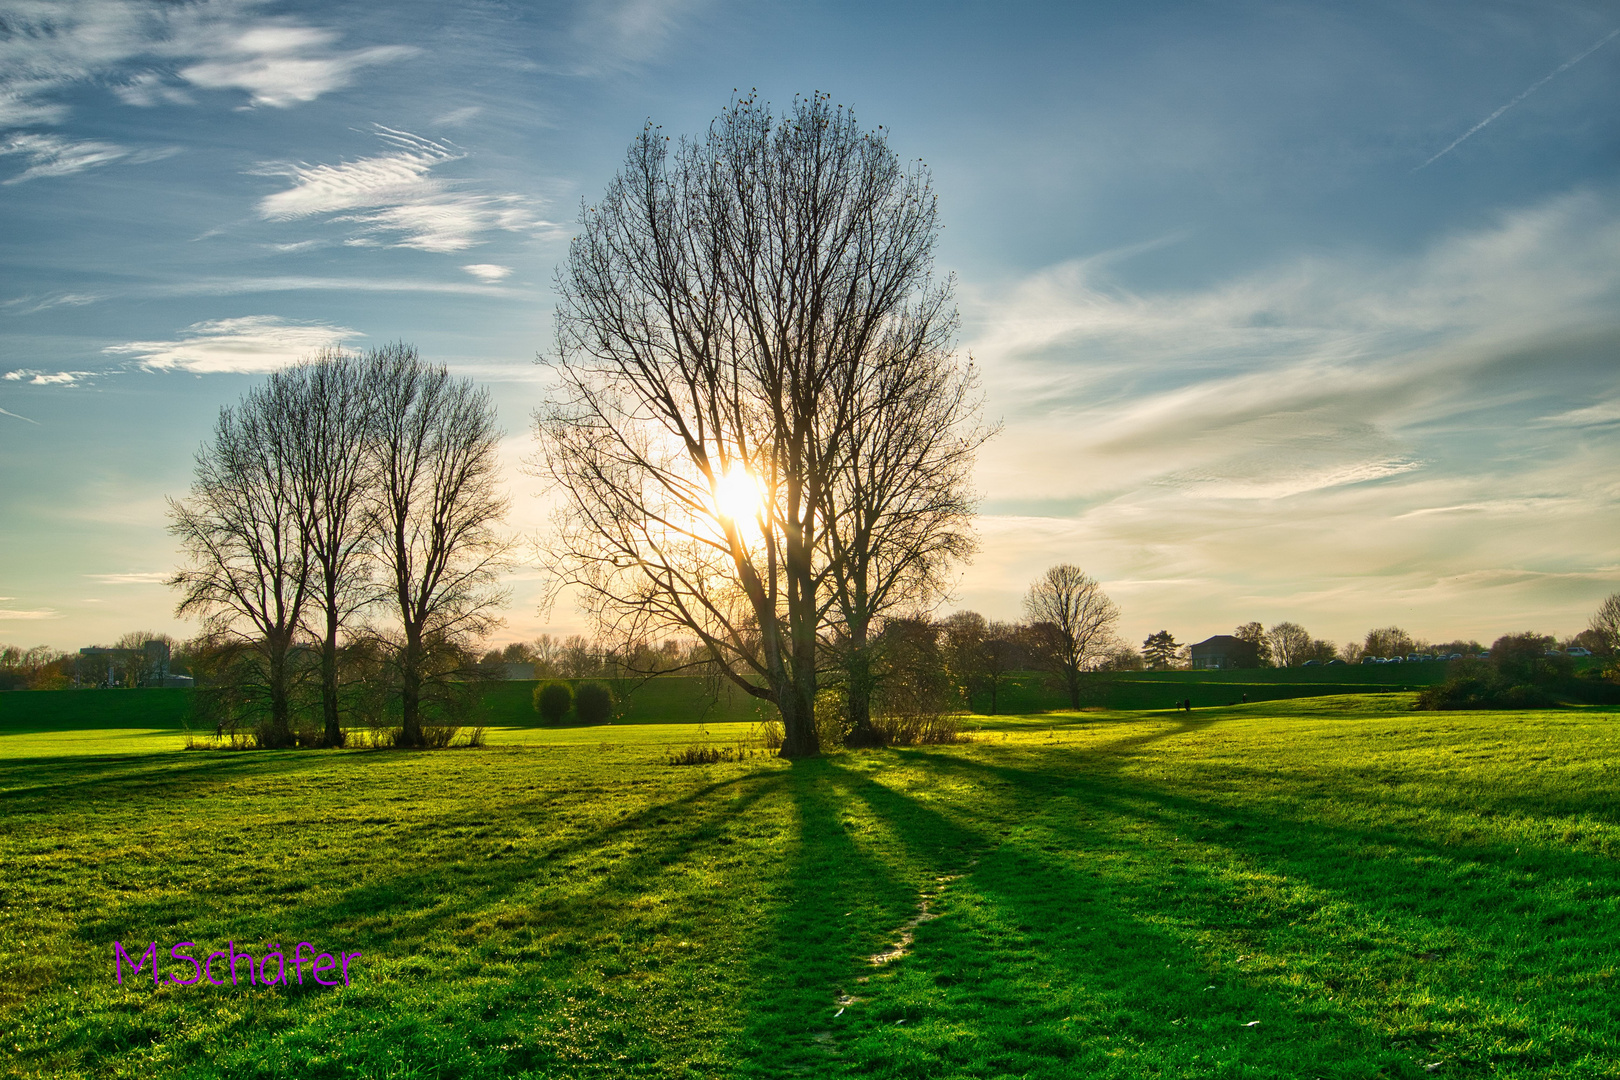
[2,692,1619,1078]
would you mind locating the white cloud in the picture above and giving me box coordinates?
[0,1,418,137]
[3,369,95,385]
[177,24,417,108]
[462,263,513,282]
[0,607,61,621]
[255,128,553,252]
[84,571,169,584]
[104,315,360,374]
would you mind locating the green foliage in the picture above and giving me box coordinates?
[574,679,614,724]
[534,680,574,725]
[4,697,1620,1078]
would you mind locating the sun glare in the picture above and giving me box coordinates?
[713,464,764,522]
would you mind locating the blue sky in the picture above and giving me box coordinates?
[2,0,1618,653]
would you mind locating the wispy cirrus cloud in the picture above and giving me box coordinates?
[0,131,178,184]
[952,188,1620,643]
[84,571,169,584]
[255,128,554,252]
[103,315,359,374]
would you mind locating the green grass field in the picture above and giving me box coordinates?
[3,687,1618,1079]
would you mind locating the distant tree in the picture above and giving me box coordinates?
[1362,626,1415,659]
[1489,632,1568,684]
[1142,630,1179,670]
[1303,638,1338,664]
[368,344,510,748]
[1589,593,1620,657]
[980,621,1025,714]
[169,390,314,747]
[1023,565,1120,709]
[534,681,573,725]
[1338,641,1365,664]
[1265,622,1313,668]
[940,611,988,707]
[1568,628,1607,655]
[1099,644,1145,671]
[1233,622,1273,667]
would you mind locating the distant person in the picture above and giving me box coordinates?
[1183,697,1191,712]
[1241,692,1247,703]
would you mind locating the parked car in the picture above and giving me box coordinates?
[1567,647,1593,658]
[1326,658,1345,666]
[1301,659,1321,667]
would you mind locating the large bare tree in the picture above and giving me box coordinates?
[535,94,966,757]
[169,393,313,747]
[368,344,510,747]
[1023,564,1120,709]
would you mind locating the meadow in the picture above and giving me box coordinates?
[2,684,1618,1079]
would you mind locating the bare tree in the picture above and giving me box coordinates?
[824,303,991,745]
[279,350,377,746]
[368,344,510,747]
[1362,626,1415,659]
[1023,565,1120,709]
[534,94,965,757]
[169,395,313,746]
[1265,621,1313,668]
[1233,622,1273,667]
[1589,592,1620,657]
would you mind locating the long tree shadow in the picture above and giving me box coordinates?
[854,746,1620,1075]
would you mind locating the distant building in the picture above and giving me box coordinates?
[501,662,537,681]
[1189,635,1261,670]
[76,640,172,688]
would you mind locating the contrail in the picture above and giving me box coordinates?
[0,406,39,424]
[1416,26,1620,170]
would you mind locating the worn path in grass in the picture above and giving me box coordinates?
[2,697,1619,1078]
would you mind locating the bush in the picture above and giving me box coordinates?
[575,681,614,725]
[534,681,573,725]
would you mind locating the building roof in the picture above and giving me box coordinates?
[1191,635,1244,650]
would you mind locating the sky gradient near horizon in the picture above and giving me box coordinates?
[2,0,1618,654]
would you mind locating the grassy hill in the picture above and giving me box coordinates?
[3,694,1618,1077]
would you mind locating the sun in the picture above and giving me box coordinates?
[712,464,764,522]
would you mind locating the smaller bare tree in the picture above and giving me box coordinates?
[1023,565,1120,709]
[1265,622,1313,668]
[1589,592,1620,657]
[280,350,377,746]
[366,344,510,747]
[169,395,313,746]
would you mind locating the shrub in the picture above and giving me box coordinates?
[665,744,760,766]
[534,680,573,725]
[575,680,614,725]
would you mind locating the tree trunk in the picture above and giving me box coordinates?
[843,640,882,747]
[400,634,424,748]
[1065,668,1081,709]
[320,606,341,747]
[266,636,293,748]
